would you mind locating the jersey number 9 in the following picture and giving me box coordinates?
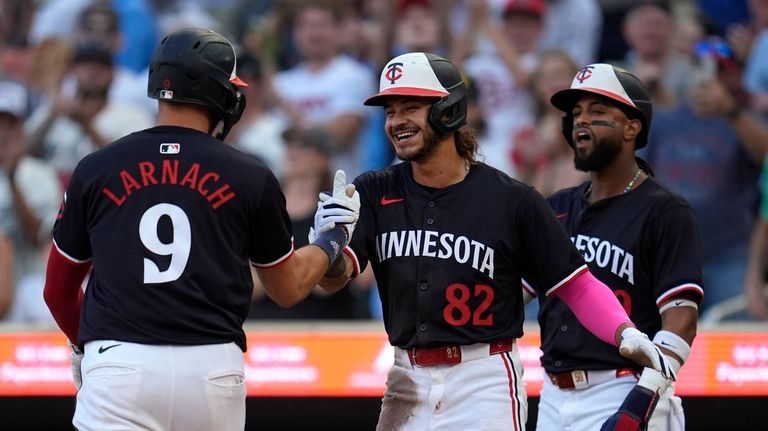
[139,203,192,284]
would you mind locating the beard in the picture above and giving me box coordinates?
[573,134,622,172]
[396,125,444,163]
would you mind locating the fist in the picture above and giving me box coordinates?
[619,327,677,381]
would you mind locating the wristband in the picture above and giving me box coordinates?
[312,225,347,269]
[653,330,691,364]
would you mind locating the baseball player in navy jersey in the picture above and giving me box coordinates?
[525,64,703,431]
[42,28,360,431]
[318,52,676,431]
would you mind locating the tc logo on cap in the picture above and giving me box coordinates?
[576,66,594,83]
[385,62,404,84]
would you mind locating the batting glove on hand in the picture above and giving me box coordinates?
[599,384,660,431]
[69,341,84,391]
[313,170,360,242]
[619,327,677,381]
[311,170,360,268]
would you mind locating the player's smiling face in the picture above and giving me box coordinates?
[383,96,441,162]
[570,94,627,171]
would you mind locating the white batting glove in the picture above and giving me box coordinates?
[68,341,84,390]
[313,170,360,242]
[619,327,677,381]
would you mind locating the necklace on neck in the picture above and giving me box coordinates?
[623,168,643,194]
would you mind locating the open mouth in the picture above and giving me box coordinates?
[574,129,592,147]
[393,129,418,143]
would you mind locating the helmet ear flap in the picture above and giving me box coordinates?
[428,81,467,134]
[215,89,246,140]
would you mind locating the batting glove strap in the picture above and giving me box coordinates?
[599,385,660,431]
[312,225,348,270]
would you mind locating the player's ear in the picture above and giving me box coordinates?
[624,118,642,142]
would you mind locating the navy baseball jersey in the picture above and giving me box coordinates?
[347,161,587,349]
[534,177,704,373]
[53,126,293,352]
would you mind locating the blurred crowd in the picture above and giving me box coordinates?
[0,0,767,325]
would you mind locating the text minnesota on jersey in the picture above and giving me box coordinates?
[376,230,496,278]
[572,234,635,284]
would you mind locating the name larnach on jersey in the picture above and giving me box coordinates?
[101,160,236,209]
[376,230,496,278]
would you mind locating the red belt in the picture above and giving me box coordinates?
[407,338,515,367]
[547,368,641,390]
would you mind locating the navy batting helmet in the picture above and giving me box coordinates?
[551,63,652,149]
[365,52,467,135]
[147,28,247,140]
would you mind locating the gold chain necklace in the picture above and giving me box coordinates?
[623,169,643,194]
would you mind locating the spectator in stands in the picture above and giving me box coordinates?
[616,1,698,108]
[27,0,91,46]
[150,0,220,36]
[29,0,157,75]
[0,81,61,319]
[271,1,375,178]
[0,233,14,319]
[390,0,450,58]
[73,2,156,115]
[744,157,768,321]
[247,127,371,320]
[513,49,588,197]
[644,40,768,322]
[459,0,543,177]
[539,0,603,66]
[226,53,286,177]
[25,40,154,184]
[741,0,768,116]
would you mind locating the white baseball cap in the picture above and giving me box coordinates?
[364,52,450,106]
[0,81,28,119]
[550,63,653,148]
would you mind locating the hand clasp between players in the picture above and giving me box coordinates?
[313,170,360,241]
[619,327,677,381]
[309,170,360,267]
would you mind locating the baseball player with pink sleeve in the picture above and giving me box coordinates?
[317,52,676,430]
[525,63,704,431]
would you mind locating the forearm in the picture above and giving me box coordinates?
[42,245,90,344]
[553,269,633,346]
[659,306,698,360]
[727,110,768,163]
[484,24,531,87]
[26,113,56,158]
[82,122,109,149]
[319,252,354,293]
[268,246,329,307]
[745,220,768,288]
[0,235,14,318]
[9,179,44,245]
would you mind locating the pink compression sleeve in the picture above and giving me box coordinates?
[552,270,633,346]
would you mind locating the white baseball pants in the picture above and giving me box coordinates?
[73,340,246,431]
[377,343,528,431]
[536,371,684,431]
